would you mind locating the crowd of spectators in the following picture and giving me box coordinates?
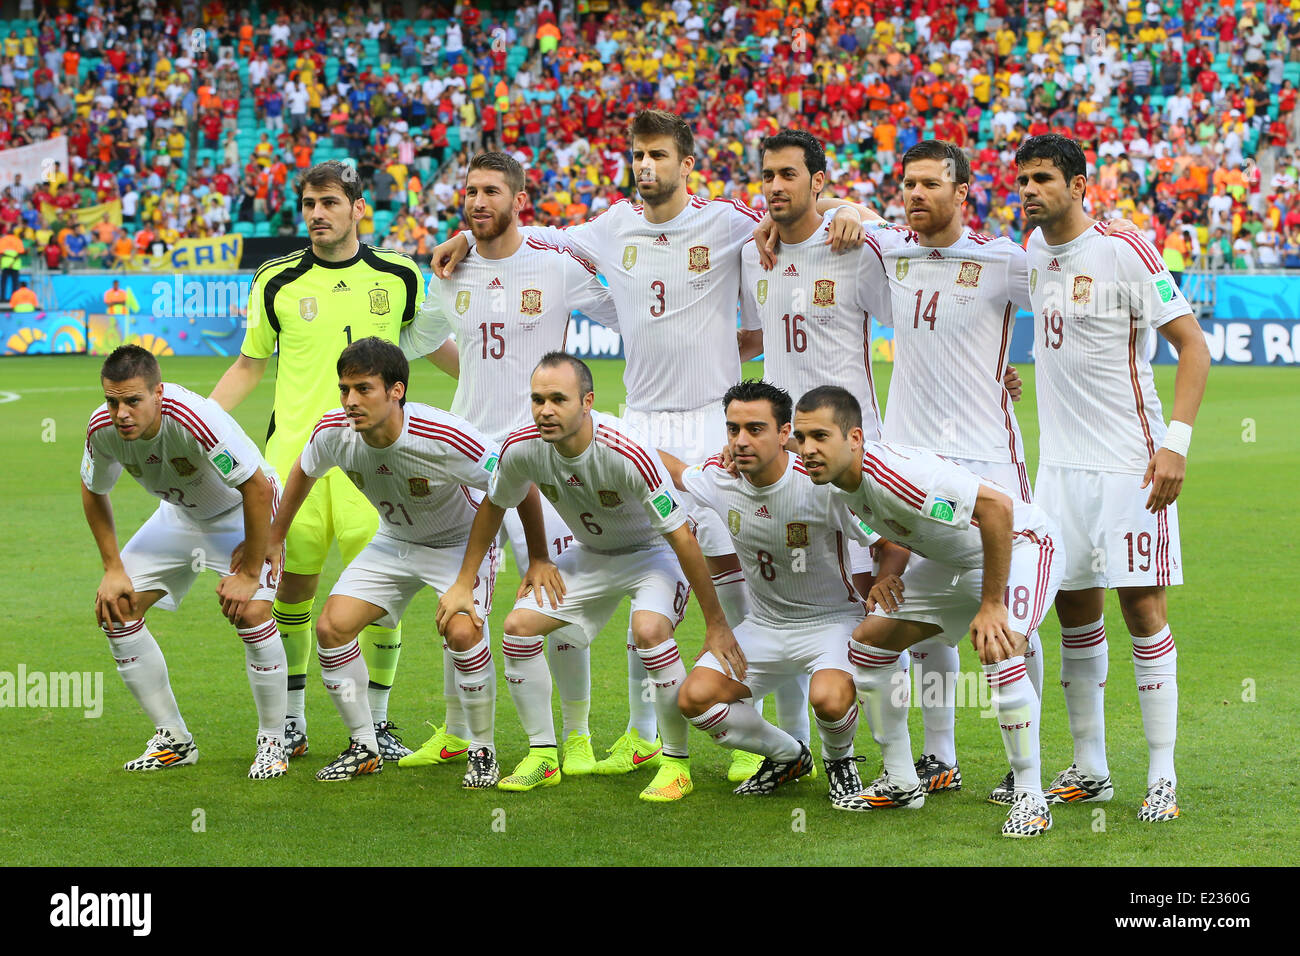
[0,0,1298,279]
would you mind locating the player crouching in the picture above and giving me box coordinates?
[81,346,288,779]
[796,387,1064,837]
[662,381,869,802]
[263,338,549,784]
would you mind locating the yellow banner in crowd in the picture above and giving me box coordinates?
[40,199,123,228]
[148,233,244,272]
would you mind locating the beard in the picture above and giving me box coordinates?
[635,172,679,206]
[468,206,512,241]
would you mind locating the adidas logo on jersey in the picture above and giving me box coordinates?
[783,264,799,276]
[653,233,669,246]
[927,249,944,259]
[487,277,503,289]
[145,454,161,464]
[754,505,772,519]
[1048,258,1062,272]
[376,464,393,475]
[566,474,583,486]
[332,280,349,293]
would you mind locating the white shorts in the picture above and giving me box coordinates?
[511,543,689,646]
[331,534,498,629]
[624,402,732,557]
[1034,464,1183,590]
[499,491,576,570]
[696,617,855,700]
[871,531,1063,645]
[121,499,279,612]
[949,456,1033,505]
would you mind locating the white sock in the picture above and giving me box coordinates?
[1060,618,1109,777]
[237,619,287,742]
[712,567,749,626]
[317,639,376,750]
[545,629,590,738]
[625,636,657,740]
[689,700,800,761]
[637,641,689,759]
[912,638,958,765]
[774,673,811,744]
[1132,625,1178,787]
[451,634,496,752]
[104,619,189,739]
[503,635,555,747]
[286,682,306,733]
[1026,629,1044,698]
[442,642,470,739]
[815,701,859,761]
[367,683,390,725]
[985,656,1042,798]
[849,641,917,785]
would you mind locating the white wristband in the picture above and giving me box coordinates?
[1160,420,1192,457]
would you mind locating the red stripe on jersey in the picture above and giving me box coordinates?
[409,416,484,456]
[994,301,1027,489]
[501,426,542,457]
[862,232,884,268]
[969,232,994,244]
[595,425,660,490]
[858,315,882,427]
[408,418,484,460]
[460,485,479,510]
[834,531,864,607]
[160,407,216,451]
[1111,231,1162,274]
[792,459,809,476]
[310,416,350,444]
[702,455,727,472]
[713,195,762,222]
[162,398,219,448]
[862,453,925,508]
[1127,323,1156,457]
[87,415,115,446]
[524,235,599,276]
[1156,508,1170,586]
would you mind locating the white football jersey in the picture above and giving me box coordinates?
[530,194,763,411]
[1026,223,1192,473]
[400,237,620,442]
[881,227,1031,473]
[488,409,687,553]
[681,450,875,627]
[83,382,275,521]
[299,401,500,548]
[830,441,1053,570]
[739,210,890,438]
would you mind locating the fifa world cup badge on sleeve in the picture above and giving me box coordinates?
[756,279,768,305]
[483,453,499,474]
[651,492,676,517]
[209,445,239,477]
[928,496,957,522]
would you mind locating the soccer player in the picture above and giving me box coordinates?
[397,151,620,776]
[661,380,871,803]
[434,110,869,782]
[436,353,738,802]
[211,160,455,762]
[1017,134,1210,821]
[81,345,288,779]
[261,338,548,783]
[795,386,1063,837]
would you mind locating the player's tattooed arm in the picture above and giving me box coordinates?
[515,485,566,610]
[1144,313,1210,512]
[663,523,746,680]
[218,469,277,624]
[866,540,911,612]
[967,484,1016,664]
[82,482,136,627]
[437,495,511,633]
[209,353,269,411]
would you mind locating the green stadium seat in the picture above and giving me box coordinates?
[233,222,255,236]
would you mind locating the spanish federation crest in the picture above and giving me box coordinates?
[727,509,741,535]
[688,245,710,273]
[540,482,559,503]
[520,289,542,315]
[622,245,637,270]
[785,522,809,548]
[756,279,768,305]
[369,288,391,315]
[956,261,982,287]
[1030,268,1038,293]
[408,476,430,497]
[124,463,142,477]
[1072,275,1093,304]
[598,489,622,508]
[299,296,318,321]
[346,470,364,490]
[813,279,835,307]
[170,457,196,476]
[895,259,909,280]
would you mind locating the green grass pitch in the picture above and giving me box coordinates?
[0,355,1295,866]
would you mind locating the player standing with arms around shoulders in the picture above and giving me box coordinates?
[1017,134,1209,821]
[210,160,456,763]
[81,346,289,779]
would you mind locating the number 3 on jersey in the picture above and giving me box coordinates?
[650,280,665,317]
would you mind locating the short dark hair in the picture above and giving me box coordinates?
[723,379,793,427]
[469,150,526,195]
[629,109,694,160]
[337,337,409,406]
[901,139,971,186]
[101,344,161,388]
[1015,134,1087,184]
[759,129,827,177]
[295,159,364,204]
[795,386,862,437]
[535,351,594,397]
